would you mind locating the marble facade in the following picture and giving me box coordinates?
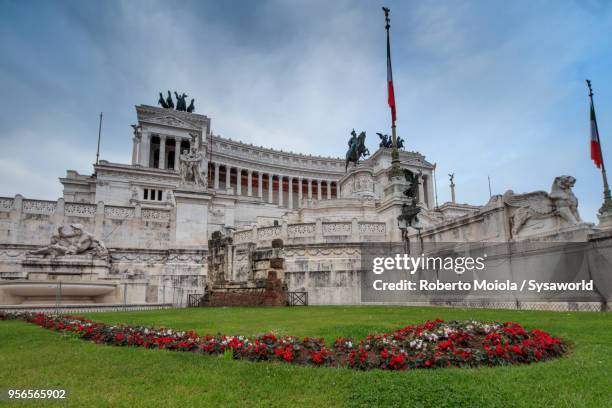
[0,103,610,309]
[61,106,439,230]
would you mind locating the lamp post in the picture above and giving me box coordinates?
[398,217,410,255]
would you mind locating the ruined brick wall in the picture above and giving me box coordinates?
[204,235,287,307]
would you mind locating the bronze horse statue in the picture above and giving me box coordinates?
[345,129,370,171]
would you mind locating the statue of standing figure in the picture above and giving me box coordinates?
[174,92,188,111]
[179,134,207,188]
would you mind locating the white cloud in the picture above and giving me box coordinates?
[0,0,610,222]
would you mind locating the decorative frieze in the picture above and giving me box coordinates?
[233,230,253,244]
[0,249,28,259]
[0,198,14,211]
[166,253,206,263]
[257,226,281,240]
[322,222,352,236]
[65,203,97,217]
[288,223,315,238]
[283,247,361,257]
[110,250,205,264]
[104,206,135,219]
[359,222,386,234]
[96,170,178,185]
[23,200,57,215]
[142,208,170,221]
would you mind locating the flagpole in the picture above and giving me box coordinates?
[96,112,103,166]
[383,7,403,179]
[587,80,612,217]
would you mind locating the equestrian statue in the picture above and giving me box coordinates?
[345,129,370,171]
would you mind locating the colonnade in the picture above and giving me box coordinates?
[132,133,191,170]
[209,163,340,209]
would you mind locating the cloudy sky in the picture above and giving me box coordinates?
[0,0,611,221]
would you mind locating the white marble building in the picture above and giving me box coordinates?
[0,103,450,306]
[61,105,441,235]
[3,103,608,309]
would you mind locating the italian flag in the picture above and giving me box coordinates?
[386,26,396,125]
[591,101,603,168]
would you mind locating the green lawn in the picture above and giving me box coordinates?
[1,306,611,407]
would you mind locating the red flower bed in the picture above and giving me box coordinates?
[0,312,567,370]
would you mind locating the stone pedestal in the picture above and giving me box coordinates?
[174,189,212,248]
[0,255,116,305]
[339,165,375,199]
[0,281,118,305]
[597,210,612,230]
[383,177,410,202]
[22,255,110,281]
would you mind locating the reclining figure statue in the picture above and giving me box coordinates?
[29,224,109,260]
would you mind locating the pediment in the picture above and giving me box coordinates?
[142,115,200,130]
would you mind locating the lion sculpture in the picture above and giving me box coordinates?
[503,175,582,237]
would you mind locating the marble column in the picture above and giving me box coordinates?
[326,180,331,199]
[236,168,242,196]
[268,174,273,203]
[288,177,293,209]
[214,163,220,189]
[159,136,166,169]
[258,173,263,198]
[131,137,139,164]
[308,179,312,199]
[317,180,322,200]
[226,165,232,191]
[278,175,284,206]
[336,182,341,198]
[174,138,181,171]
[418,174,425,205]
[140,132,151,167]
[247,170,253,197]
[298,178,303,203]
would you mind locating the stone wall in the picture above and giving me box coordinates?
[283,244,362,305]
[0,195,206,305]
[0,196,173,249]
[278,230,611,309]
[232,219,389,247]
[587,229,612,306]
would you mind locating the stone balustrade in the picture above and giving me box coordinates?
[0,197,171,221]
[232,219,388,246]
[0,196,172,248]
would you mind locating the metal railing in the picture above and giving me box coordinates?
[187,293,205,307]
[287,291,308,306]
[0,303,174,313]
